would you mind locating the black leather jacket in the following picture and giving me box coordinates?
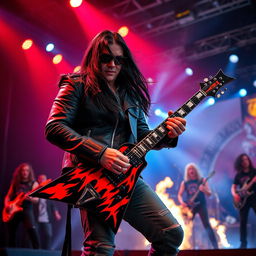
[45,74,178,171]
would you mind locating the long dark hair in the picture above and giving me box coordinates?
[80,30,150,115]
[234,153,254,173]
[11,162,35,189]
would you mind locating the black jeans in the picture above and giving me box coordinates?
[7,208,40,249]
[239,195,256,248]
[38,222,53,250]
[80,178,184,256]
[192,204,218,249]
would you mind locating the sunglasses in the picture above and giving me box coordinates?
[100,54,126,65]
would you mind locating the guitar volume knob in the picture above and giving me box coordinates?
[116,195,122,200]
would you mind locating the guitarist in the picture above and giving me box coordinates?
[44,30,186,256]
[231,153,256,249]
[178,163,218,249]
[3,163,40,249]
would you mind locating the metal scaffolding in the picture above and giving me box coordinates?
[103,0,251,37]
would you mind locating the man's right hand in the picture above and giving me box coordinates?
[100,148,130,174]
[233,193,241,204]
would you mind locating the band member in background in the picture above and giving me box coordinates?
[231,153,256,249]
[3,163,40,249]
[44,30,186,255]
[36,174,62,250]
[178,163,218,249]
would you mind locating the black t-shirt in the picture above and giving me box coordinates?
[12,180,35,209]
[184,179,206,206]
[234,168,256,193]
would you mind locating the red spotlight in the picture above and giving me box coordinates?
[118,26,129,37]
[70,0,83,8]
[53,54,63,64]
[73,65,81,73]
[22,39,33,50]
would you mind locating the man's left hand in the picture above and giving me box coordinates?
[165,110,186,138]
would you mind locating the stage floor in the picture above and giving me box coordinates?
[1,248,256,256]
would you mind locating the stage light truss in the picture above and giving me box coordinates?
[102,0,165,18]
[155,23,256,61]
[103,0,251,37]
[185,23,256,60]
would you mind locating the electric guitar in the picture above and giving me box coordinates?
[233,176,255,210]
[30,69,235,233]
[181,170,215,220]
[2,179,51,222]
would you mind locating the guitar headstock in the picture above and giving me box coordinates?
[208,170,215,178]
[205,170,216,182]
[200,69,235,98]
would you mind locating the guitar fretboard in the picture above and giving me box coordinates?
[127,89,207,164]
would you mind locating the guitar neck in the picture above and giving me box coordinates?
[243,176,255,191]
[125,69,235,165]
[189,173,214,203]
[189,179,206,203]
[130,89,207,159]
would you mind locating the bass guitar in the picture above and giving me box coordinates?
[233,176,255,210]
[30,69,235,233]
[181,170,215,221]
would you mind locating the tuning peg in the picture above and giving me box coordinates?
[203,78,209,82]
[220,90,225,95]
[217,94,221,98]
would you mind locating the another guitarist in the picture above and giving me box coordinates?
[231,153,256,249]
[178,163,218,249]
[3,163,40,249]
[44,30,186,256]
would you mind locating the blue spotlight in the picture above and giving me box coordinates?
[185,67,193,76]
[154,109,168,118]
[46,43,54,52]
[253,80,256,87]
[239,88,247,97]
[229,54,239,63]
[155,109,161,116]
[206,98,215,106]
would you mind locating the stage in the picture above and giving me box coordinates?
[1,248,256,256]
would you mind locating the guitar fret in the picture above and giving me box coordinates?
[146,137,153,146]
[138,144,147,153]
[155,128,165,139]
[177,108,186,117]
[199,90,207,97]
[158,125,166,134]
[141,141,151,150]
[136,146,144,155]
[191,96,200,105]
[182,104,192,114]
[133,149,142,158]
[186,100,194,108]
[151,132,161,141]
